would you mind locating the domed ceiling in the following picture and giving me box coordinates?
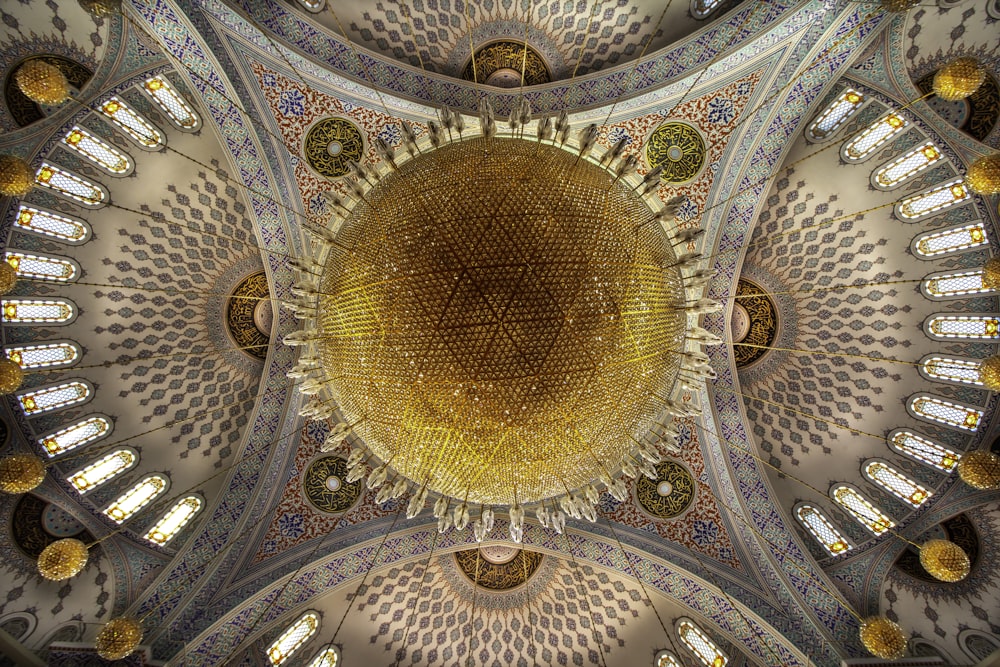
[0,0,998,666]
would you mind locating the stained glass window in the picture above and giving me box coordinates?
[795,504,851,556]
[34,162,106,206]
[4,252,78,282]
[808,89,865,141]
[267,612,320,666]
[68,449,136,493]
[99,97,163,148]
[910,395,982,431]
[927,315,1000,339]
[898,179,970,220]
[832,486,895,535]
[691,0,723,18]
[144,496,202,544]
[5,342,80,369]
[306,647,340,667]
[890,430,961,472]
[13,205,89,243]
[843,112,908,161]
[921,356,982,386]
[103,474,168,523]
[2,298,75,324]
[143,77,199,129]
[677,620,728,667]
[18,381,90,414]
[864,460,931,507]
[874,142,942,188]
[40,416,112,456]
[924,270,992,298]
[655,650,682,667]
[914,223,988,257]
[61,126,131,174]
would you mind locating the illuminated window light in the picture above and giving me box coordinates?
[103,474,168,523]
[910,395,982,431]
[924,270,991,298]
[143,77,199,129]
[306,646,341,667]
[99,97,163,148]
[874,142,942,188]
[889,430,961,472]
[843,112,908,161]
[795,504,851,556]
[921,356,982,386]
[68,449,136,493]
[808,88,864,141]
[914,223,987,257]
[926,315,999,339]
[4,251,78,282]
[1,298,75,324]
[18,381,90,415]
[267,612,320,666]
[898,179,970,220]
[39,416,112,457]
[13,205,89,243]
[61,126,131,174]
[832,486,894,535]
[5,342,80,369]
[144,496,202,544]
[864,460,932,507]
[677,619,728,667]
[34,162,106,206]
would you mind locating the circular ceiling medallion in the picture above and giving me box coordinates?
[303,118,364,178]
[732,279,778,368]
[226,271,271,360]
[454,547,543,590]
[646,122,706,183]
[11,494,92,558]
[316,137,687,505]
[461,41,551,88]
[302,456,362,513]
[636,460,695,519]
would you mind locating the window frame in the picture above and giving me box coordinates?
[896,178,971,222]
[1,298,78,325]
[60,125,134,176]
[806,88,866,142]
[98,96,165,150]
[888,429,961,472]
[908,393,983,431]
[921,269,993,300]
[841,111,909,163]
[831,484,895,536]
[925,313,1000,341]
[266,611,321,666]
[144,494,204,545]
[863,458,932,508]
[38,414,114,457]
[16,379,93,415]
[794,502,852,556]
[102,474,170,523]
[675,617,729,667]
[917,354,983,387]
[4,250,81,283]
[67,448,139,494]
[12,204,91,244]
[911,222,988,259]
[142,76,201,132]
[34,162,108,208]
[871,141,944,190]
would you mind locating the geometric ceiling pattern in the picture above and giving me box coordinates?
[0,0,998,666]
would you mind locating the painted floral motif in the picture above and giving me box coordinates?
[693,519,720,545]
[606,126,633,145]
[278,89,306,117]
[707,97,736,124]
[378,123,401,146]
[277,512,304,537]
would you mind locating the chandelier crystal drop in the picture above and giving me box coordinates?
[932,57,986,102]
[0,154,35,198]
[36,538,89,580]
[287,105,712,530]
[14,59,70,106]
[957,450,1000,490]
[919,539,971,582]
[965,153,1000,196]
[95,617,143,661]
[859,616,907,660]
[0,454,47,494]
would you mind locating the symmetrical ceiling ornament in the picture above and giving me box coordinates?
[646,122,707,183]
[225,271,272,360]
[461,41,551,88]
[302,117,365,178]
[730,279,778,368]
[301,455,362,513]
[287,104,717,542]
[635,460,696,519]
[453,546,543,590]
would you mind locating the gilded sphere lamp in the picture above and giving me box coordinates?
[859,616,907,660]
[957,450,1000,490]
[919,539,971,583]
[95,617,143,661]
[965,153,1000,196]
[0,454,47,494]
[14,59,70,106]
[933,57,986,102]
[0,154,34,198]
[37,538,89,581]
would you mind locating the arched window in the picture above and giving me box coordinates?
[297,0,325,11]
[923,270,992,298]
[914,223,988,258]
[13,205,90,243]
[832,485,894,535]
[68,449,137,493]
[103,474,168,523]
[842,112,908,161]
[677,619,728,667]
[34,162,106,206]
[61,126,131,174]
[920,356,982,386]
[1,298,75,324]
[898,179,970,220]
[99,97,164,148]
[691,0,723,19]
[910,394,982,431]
[890,430,961,472]
[40,415,112,456]
[4,251,78,282]
[5,342,81,369]
[143,77,199,130]
[873,142,942,189]
[795,504,851,556]
[267,611,320,666]
[654,650,682,667]
[144,495,203,544]
[18,380,91,415]
[926,315,999,340]
[807,88,864,141]
[864,460,931,507]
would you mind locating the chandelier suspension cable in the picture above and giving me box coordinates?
[393,528,441,667]
[326,503,406,649]
[556,528,610,667]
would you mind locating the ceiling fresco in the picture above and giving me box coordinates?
[0,0,997,666]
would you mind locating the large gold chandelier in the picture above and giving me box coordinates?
[285,102,715,540]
